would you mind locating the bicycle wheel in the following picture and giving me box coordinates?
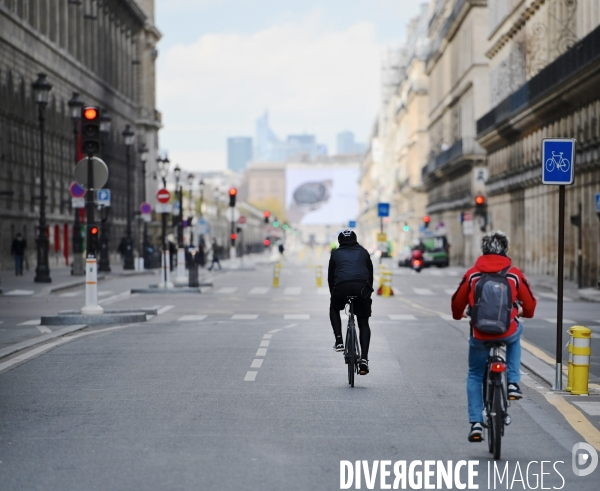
[348,324,355,387]
[545,158,555,172]
[559,158,570,172]
[484,371,494,453]
[492,384,503,460]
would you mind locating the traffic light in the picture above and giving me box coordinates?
[423,215,431,229]
[228,187,237,207]
[282,223,289,231]
[88,225,99,256]
[474,195,487,232]
[264,210,270,224]
[273,219,279,228]
[264,239,270,246]
[230,233,237,246]
[403,223,410,232]
[81,106,101,155]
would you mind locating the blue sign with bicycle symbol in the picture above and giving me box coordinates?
[542,138,575,185]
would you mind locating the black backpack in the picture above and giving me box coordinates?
[471,267,513,335]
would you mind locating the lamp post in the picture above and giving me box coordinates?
[32,73,52,283]
[173,164,187,285]
[187,173,195,247]
[139,145,149,267]
[98,110,112,272]
[122,125,135,270]
[67,92,84,276]
[157,155,172,288]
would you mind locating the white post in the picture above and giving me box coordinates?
[175,247,187,285]
[159,250,174,289]
[81,258,104,315]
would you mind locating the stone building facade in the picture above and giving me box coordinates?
[0,0,161,273]
[476,0,600,286]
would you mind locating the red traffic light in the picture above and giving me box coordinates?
[264,239,270,246]
[90,226,99,235]
[83,107,98,120]
[230,233,237,240]
[264,211,270,218]
[229,187,237,196]
[423,215,431,224]
[475,195,485,206]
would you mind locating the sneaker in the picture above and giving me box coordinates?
[508,383,523,400]
[333,338,344,352]
[468,422,483,442]
[359,359,369,375]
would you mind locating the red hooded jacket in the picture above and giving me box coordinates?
[451,254,537,340]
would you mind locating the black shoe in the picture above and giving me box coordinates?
[508,383,523,400]
[333,337,344,352]
[468,422,483,442]
[359,359,369,375]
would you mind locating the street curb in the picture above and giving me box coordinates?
[115,270,157,277]
[41,312,147,325]
[57,308,159,316]
[520,346,600,387]
[0,324,87,361]
[131,288,202,294]
[47,275,106,294]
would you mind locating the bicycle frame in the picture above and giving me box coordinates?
[483,345,510,459]
[344,298,361,387]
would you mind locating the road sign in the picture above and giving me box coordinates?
[156,203,172,214]
[72,197,85,208]
[74,156,109,189]
[140,202,152,214]
[97,189,110,206]
[69,182,85,198]
[377,203,390,217]
[595,193,600,213]
[238,215,246,225]
[377,232,387,242]
[156,188,170,204]
[542,138,575,185]
[197,218,209,235]
[348,220,356,228]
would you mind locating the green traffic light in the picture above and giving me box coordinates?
[403,225,410,232]
[283,224,289,230]
[273,221,279,227]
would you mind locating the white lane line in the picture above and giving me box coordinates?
[544,318,576,324]
[444,289,456,295]
[317,288,329,295]
[388,315,417,321]
[98,290,114,298]
[99,290,132,305]
[251,359,264,368]
[217,287,238,294]
[157,305,175,315]
[177,315,207,322]
[59,292,80,298]
[263,334,272,339]
[260,340,270,347]
[19,319,41,326]
[439,314,461,321]
[3,290,35,296]
[283,287,302,295]
[244,371,258,381]
[268,328,282,334]
[284,314,310,320]
[283,323,297,329]
[248,287,270,295]
[256,348,267,357]
[413,288,434,295]
[232,314,258,320]
[36,325,52,334]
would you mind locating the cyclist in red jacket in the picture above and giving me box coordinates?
[451,231,537,442]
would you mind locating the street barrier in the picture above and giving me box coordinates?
[316,265,323,287]
[566,330,573,392]
[568,325,591,395]
[81,258,104,314]
[273,263,282,288]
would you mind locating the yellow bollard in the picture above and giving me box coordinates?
[273,263,281,288]
[381,270,392,297]
[316,265,323,287]
[570,325,592,396]
[566,329,574,392]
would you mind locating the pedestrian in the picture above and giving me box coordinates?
[117,237,127,267]
[11,233,27,276]
[208,239,222,271]
[197,237,206,267]
[278,242,285,257]
[169,240,177,271]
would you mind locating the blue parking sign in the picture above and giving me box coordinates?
[596,193,600,213]
[377,203,390,217]
[542,138,575,185]
[348,220,356,228]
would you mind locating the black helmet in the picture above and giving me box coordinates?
[338,229,357,244]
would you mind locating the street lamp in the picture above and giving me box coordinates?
[139,144,150,266]
[98,110,112,272]
[157,155,171,266]
[67,92,84,276]
[173,164,183,247]
[187,173,195,247]
[32,73,52,283]
[122,124,135,270]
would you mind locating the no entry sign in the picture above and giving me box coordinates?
[157,188,170,204]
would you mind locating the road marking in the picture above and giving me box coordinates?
[543,394,600,450]
[36,325,52,334]
[388,315,417,321]
[3,289,35,296]
[260,340,270,347]
[244,371,257,381]
[263,334,272,339]
[157,305,175,315]
[98,290,114,297]
[317,288,329,295]
[447,271,459,276]
[248,287,269,295]
[439,314,465,321]
[284,314,310,320]
[256,348,267,356]
[427,270,443,276]
[216,287,238,294]
[268,329,282,334]
[99,290,133,305]
[572,402,600,416]
[19,319,41,326]
[251,359,263,368]
[59,292,80,297]
[444,289,456,295]
[177,315,207,322]
[413,288,434,295]
[544,318,576,324]
[232,314,258,320]
[283,287,301,295]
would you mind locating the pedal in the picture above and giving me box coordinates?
[504,415,512,426]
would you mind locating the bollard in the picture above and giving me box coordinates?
[188,251,199,288]
[316,265,323,287]
[159,250,173,289]
[80,257,104,315]
[566,329,574,392]
[273,263,281,288]
[175,247,187,286]
[376,265,386,295]
[570,325,592,395]
[381,270,393,297]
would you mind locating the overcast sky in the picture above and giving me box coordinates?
[155,0,423,173]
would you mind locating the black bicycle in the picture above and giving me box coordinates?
[344,296,361,387]
[483,342,512,460]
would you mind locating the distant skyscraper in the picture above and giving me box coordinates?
[255,111,286,162]
[227,137,253,172]
[336,131,366,155]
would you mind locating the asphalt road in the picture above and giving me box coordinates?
[0,255,598,490]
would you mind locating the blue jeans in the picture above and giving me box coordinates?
[467,322,522,423]
[14,255,24,275]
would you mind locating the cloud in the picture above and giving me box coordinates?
[157,11,381,171]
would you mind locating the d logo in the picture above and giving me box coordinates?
[572,442,598,477]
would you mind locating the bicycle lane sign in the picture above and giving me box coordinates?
[542,138,575,185]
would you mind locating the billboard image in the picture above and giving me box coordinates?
[285,164,359,225]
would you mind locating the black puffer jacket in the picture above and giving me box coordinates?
[327,237,373,291]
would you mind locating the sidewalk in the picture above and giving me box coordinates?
[528,273,600,302]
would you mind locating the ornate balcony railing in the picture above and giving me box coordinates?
[421,137,485,178]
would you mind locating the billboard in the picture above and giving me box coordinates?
[285,164,359,225]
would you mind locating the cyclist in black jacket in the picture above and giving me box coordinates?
[328,229,374,374]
